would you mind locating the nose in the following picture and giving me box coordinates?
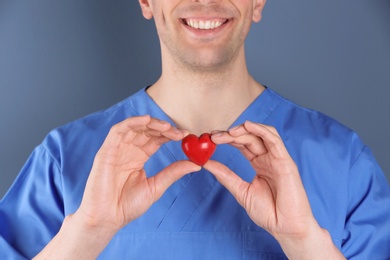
[192,0,221,4]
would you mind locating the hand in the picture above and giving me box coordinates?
[77,115,200,232]
[204,121,344,259]
[35,115,201,259]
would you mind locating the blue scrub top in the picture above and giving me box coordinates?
[1,87,390,259]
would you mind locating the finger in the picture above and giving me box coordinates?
[150,160,201,200]
[211,131,255,159]
[229,124,255,137]
[147,119,187,141]
[161,126,187,141]
[100,116,151,148]
[133,129,183,157]
[243,121,287,158]
[211,130,267,160]
[112,115,152,135]
[210,130,225,135]
[203,160,250,207]
[210,131,235,144]
[141,136,171,157]
[147,118,171,132]
[126,118,184,147]
[231,134,267,158]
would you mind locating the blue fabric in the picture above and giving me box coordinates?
[1,87,389,259]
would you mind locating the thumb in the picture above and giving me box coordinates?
[204,160,249,206]
[151,160,201,200]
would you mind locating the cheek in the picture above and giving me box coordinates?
[152,10,170,41]
[235,2,256,27]
[153,4,178,35]
[237,11,254,39]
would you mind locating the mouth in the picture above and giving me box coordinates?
[181,18,230,30]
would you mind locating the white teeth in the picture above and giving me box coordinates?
[185,19,225,30]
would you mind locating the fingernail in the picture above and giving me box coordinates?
[173,127,183,134]
[211,129,223,134]
[159,119,169,125]
[178,129,190,136]
[229,125,240,132]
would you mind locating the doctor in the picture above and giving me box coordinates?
[1,0,389,259]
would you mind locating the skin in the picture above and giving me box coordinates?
[206,122,343,259]
[35,0,345,259]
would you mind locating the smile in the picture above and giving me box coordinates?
[182,19,229,30]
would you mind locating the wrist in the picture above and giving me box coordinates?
[34,213,117,259]
[65,211,119,254]
[275,225,345,260]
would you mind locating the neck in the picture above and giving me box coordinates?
[147,49,264,135]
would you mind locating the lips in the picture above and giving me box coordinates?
[182,18,229,30]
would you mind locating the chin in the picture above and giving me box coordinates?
[183,52,236,72]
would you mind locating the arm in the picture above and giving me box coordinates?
[34,115,200,259]
[204,121,345,260]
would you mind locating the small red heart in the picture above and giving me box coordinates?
[181,133,217,166]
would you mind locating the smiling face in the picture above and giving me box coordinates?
[139,0,266,72]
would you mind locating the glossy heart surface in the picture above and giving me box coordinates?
[181,133,217,166]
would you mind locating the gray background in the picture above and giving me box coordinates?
[0,1,389,198]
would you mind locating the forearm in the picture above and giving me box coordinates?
[276,226,345,260]
[33,213,116,259]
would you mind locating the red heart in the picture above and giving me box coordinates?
[181,133,217,166]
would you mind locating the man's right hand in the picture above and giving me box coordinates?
[34,115,200,259]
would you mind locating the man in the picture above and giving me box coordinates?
[1,0,389,259]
